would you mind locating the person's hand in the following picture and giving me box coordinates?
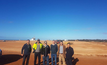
[21,54,23,56]
[41,55,44,57]
[48,54,50,56]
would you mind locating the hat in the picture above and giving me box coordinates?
[37,39,40,41]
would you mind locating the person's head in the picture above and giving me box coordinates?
[53,40,55,44]
[67,43,70,48]
[60,41,63,45]
[27,39,30,44]
[37,39,40,43]
[44,41,47,45]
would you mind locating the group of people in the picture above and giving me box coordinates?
[21,39,74,65]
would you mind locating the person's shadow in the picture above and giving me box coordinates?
[65,57,79,65]
[72,57,79,65]
[41,57,59,65]
[0,54,23,65]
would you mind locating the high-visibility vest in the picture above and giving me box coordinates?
[33,43,43,50]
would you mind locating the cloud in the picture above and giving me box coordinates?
[100,26,107,29]
[74,30,79,31]
[8,21,13,23]
[0,21,13,23]
[0,36,5,38]
[86,28,91,30]
[73,27,92,31]
[0,21,5,23]
[103,33,107,34]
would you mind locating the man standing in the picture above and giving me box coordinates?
[42,41,50,65]
[33,39,43,65]
[51,40,58,65]
[21,39,31,65]
[58,41,66,65]
[66,43,74,65]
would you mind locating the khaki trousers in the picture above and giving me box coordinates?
[59,54,66,65]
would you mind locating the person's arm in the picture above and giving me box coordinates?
[30,44,32,53]
[21,44,25,56]
[70,47,74,56]
[72,48,74,56]
[32,43,35,53]
[41,45,44,55]
[56,44,58,52]
[50,45,52,52]
[41,45,44,57]
[63,45,66,58]
[48,45,50,54]
[57,45,59,56]
[65,48,67,54]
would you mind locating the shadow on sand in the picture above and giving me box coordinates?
[0,54,23,65]
[41,57,79,65]
[41,57,59,65]
[72,57,79,65]
[65,57,79,65]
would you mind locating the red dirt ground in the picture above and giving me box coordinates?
[0,41,107,65]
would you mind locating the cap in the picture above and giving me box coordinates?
[37,39,40,41]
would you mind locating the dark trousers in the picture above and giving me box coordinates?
[34,52,41,65]
[66,59,72,65]
[22,54,30,65]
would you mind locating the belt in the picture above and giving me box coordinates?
[59,53,63,54]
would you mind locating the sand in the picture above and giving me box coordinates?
[0,40,107,65]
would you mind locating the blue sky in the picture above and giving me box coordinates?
[0,0,107,40]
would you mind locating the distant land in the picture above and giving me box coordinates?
[0,39,107,42]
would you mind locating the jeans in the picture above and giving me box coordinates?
[51,54,57,65]
[34,52,41,65]
[43,56,49,65]
[22,54,30,65]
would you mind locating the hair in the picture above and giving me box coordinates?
[60,41,63,43]
[44,41,47,44]
[53,40,55,41]
[67,42,70,45]
[27,39,30,41]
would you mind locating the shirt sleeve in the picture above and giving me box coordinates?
[30,44,32,53]
[21,44,25,54]
[71,48,74,56]
[48,45,50,54]
[50,45,52,51]
[56,44,58,52]
[41,45,44,55]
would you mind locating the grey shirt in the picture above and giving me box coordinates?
[59,46,63,53]
[35,44,40,52]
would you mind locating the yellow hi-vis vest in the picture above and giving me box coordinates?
[33,43,43,50]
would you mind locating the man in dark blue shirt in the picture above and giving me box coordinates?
[21,39,31,65]
[50,40,58,65]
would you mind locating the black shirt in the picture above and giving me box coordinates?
[66,47,74,59]
[42,45,50,56]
